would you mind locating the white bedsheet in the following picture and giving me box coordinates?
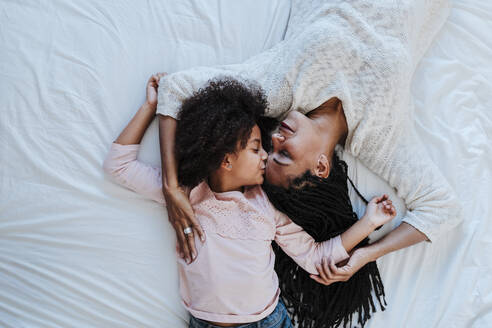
[0,1,490,327]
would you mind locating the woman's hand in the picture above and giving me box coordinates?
[164,185,205,264]
[146,72,167,109]
[311,247,374,285]
[363,194,396,229]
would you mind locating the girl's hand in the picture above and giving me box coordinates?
[146,72,167,110]
[363,194,396,229]
[311,247,372,285]
[164,185,205,264]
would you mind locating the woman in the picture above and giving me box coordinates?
[157,0,462,326]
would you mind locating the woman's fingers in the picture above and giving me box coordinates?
[175,220,192,263]
[182,221,198,262]
[172,222,184,258]
[184,206,205,243]
[186,232,197,261]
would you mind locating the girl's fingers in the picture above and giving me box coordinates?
[323,258,334,279]
[315,262,327,281]
[328,263,344,280]
[329,260,350,278]
[310,274,333,286]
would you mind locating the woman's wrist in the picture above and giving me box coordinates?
[163,183,179,196]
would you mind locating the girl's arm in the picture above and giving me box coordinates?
[114,73,165,145]
[102,73,167,204]
[339,195,396,253]
[274,195,396,275]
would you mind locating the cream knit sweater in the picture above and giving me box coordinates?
[157,0,462,242]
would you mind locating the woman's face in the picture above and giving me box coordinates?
[265,111,333,188]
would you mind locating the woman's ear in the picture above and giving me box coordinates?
[315,154,330,178]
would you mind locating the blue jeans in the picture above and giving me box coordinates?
[189,299,293,328]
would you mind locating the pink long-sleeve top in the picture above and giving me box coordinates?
[103,142,349,324]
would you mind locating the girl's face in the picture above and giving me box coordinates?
[229,125,268,187]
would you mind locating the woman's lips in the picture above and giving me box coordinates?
[280,121,294,133]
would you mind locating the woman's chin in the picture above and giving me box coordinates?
[264,167,281,187]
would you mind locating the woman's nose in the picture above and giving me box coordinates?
[271,133,285,149]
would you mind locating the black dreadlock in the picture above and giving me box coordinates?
[263,154,386,328]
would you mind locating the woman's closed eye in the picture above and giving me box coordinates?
[280,150,290,159]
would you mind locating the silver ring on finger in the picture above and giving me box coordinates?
[183,227,193,235]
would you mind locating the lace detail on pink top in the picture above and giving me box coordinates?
[190,183,277,241]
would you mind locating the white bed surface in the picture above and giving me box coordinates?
[0,0,490,327]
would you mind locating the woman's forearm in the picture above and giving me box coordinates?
[158,115,179,191]
[364,222,428,261]
[115,102,156,145]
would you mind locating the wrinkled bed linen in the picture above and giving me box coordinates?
[0,0,491,327]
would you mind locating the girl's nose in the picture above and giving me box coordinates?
[260,147,268,160]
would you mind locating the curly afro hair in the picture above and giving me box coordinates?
[175,78,268,188]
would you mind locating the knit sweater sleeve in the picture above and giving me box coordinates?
[156,65,246,119]
[156,43,294,120]
[351,124,463,243]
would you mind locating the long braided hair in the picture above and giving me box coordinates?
[262,153,386,328]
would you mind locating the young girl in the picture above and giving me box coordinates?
[103,74,396,327]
